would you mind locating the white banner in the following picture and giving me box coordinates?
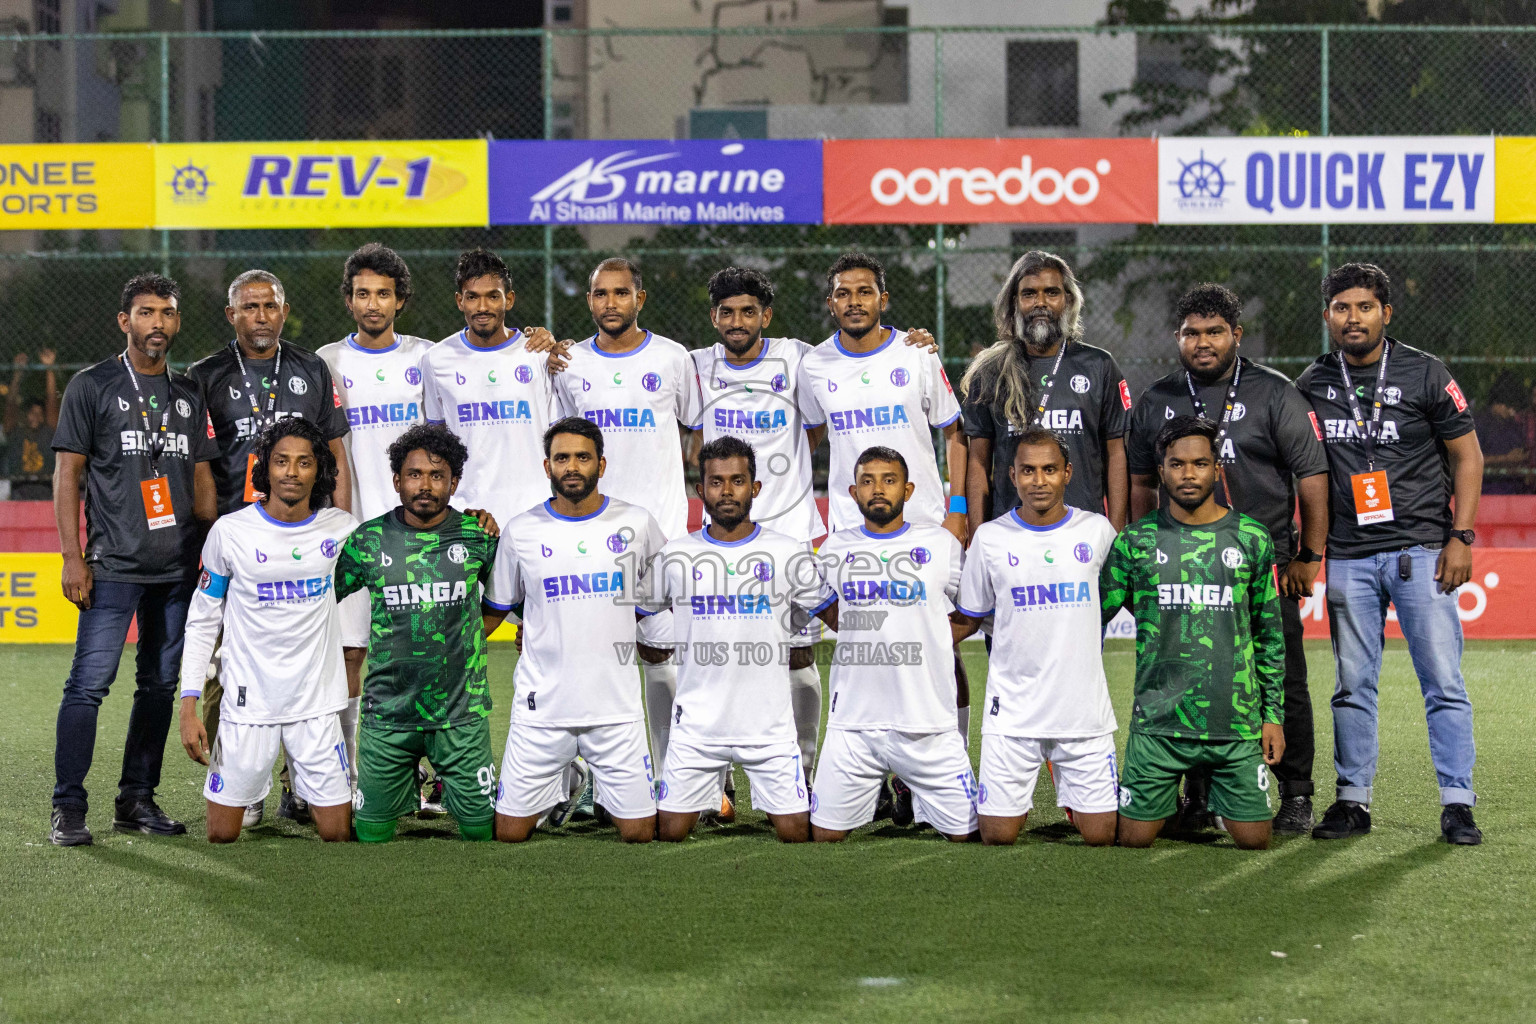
[1158,136,1495,224]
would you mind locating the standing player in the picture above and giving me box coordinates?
[952,430,1120,846]
[961,250,1131,531]
[175,419,356,842]
[813,446,977,843]
[187,269,352,826]
[1102,416,1286,850]
[333,424,502,843]
[648,437,837,843]
[484,418,667,844]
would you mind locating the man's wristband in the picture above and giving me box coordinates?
[948,495,967,515]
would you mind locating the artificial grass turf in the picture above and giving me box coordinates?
[1,640,1532,1023]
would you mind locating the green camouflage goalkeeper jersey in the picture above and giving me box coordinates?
[1099,508,1284,742]
[335,509,497,732]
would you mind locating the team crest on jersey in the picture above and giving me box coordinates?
[321,539,337,559]
[1231,402,1248,421]
[174,398,192,418]
[1070,374,1091,394]
[208,772,224,794]
[1074,542,1093,563]
[1222,546,1244,568]
[910,546,931,565]
[754,560,774,582]
[771,373,788,393]
[890,367,911,388]
[978,782,988,805]
[1383,386,1403,405]
[405,366,421,386]
[607,531,630,554]
[514,364,533,384]
[447,543,468,564]
[288,376,308,396]
[642,372,662,393]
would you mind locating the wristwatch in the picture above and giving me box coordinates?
[1293,546,1322,564]
[1449,529,1476,546]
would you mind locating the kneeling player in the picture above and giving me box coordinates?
[813,446,977,843]
[1100,416,1285,850]
[645,437,837,842]
[177,420,358,842]
[483,418,667,843]
[953,430,1120,846]
[334,424,503,842]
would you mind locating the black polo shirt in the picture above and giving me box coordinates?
[186,341,350,515]
[52,355,218,582]
[962,341,1130,519]
[1126,356,1328,556]
[1295,339,1476,559]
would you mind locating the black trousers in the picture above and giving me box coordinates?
[1271,588,1314,797]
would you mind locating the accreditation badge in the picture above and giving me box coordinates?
[243,452,265,504]
[140,477,176,530]
[1350,470,1394,525]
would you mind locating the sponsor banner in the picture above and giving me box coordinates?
[1494,137,1536,223]
[0,554,92,643]
[1159,136,1494,224]
[489,139,822,226]
[154,140,487,229]
[823,138,1157,225]
[0,144,154,229]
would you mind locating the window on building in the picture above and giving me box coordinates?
[1135,35,1210,92]
[1005,40,1078,128]
[550,2,572,24]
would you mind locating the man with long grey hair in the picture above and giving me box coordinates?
[961,251,1131,533]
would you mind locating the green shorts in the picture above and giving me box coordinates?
[1119,732,1274,823]
[355,721,495,829]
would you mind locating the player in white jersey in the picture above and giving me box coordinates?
[176,419,357,842]
[812,446,978,842]
[953,428,1120,846]
[645,437,838,842]
[484,417,666,844]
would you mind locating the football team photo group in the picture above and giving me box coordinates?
[44,241,1485,853]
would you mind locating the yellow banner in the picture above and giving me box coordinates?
[0,554,80,643]
[1496,138,1536,223]
[0,144,154,230]
[154,140,488,229]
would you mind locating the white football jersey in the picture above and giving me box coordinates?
[796,328,961,532]
[818,522,963,733]
[643,525,834,745]
[958,506,1119,739]
[553,331,692,539]
[487,496,666,728]
[317,333,433,520]
[178,503,358,725]
[685,337,824,543]
[422,329,559,527]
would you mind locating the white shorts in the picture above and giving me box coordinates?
[810,728,978,836]
[638,609,674,648]
[977,733,1119,817]
[339,590,371,649]
[495,719,656,820]
[659,733,808,816]
[205,713,351,809]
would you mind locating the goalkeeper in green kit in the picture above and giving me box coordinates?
[334,423,507,842]
[1101,415,1285,850]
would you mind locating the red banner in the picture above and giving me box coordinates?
[823,138,1158,224]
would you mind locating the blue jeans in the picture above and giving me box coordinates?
[1325,545,1476,807]
[52,578,194,813]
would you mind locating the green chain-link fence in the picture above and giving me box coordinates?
[4,24,1536,486]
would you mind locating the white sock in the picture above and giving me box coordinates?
[790,665,822,772]
[957,705,971,747]
[643,660,678,771]
[340,697,360,785]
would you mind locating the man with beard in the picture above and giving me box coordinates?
[49,273,219,846]
[187,269,353,826]
[1124,284,1329,835]
[813,447,977,843]
[646,436,837,843]
[1103,416,1286,851]
[334,424,504,843]
[485,417,667,844]
[1296,263,1483,845]
[961,250,1131,532]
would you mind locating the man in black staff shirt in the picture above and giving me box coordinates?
[1126,284,1330,833]
[1296,263,1484,846]
[186,268,352,825]
[48,273,218,846]
[962,250,1131,532]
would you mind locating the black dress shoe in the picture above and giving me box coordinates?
[113,798,187,836]
[1272,795,1314,834]
[49,808,93,846]
[1441,804,1483,845]
[1312,800,1371,840]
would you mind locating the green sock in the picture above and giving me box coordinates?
[354,818,397,843]
[458,819,493,842]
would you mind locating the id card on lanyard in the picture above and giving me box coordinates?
[121,354,177,531]
[1340,342,1395,525]
[233,341,282,502]
[1186,357,1242,506]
